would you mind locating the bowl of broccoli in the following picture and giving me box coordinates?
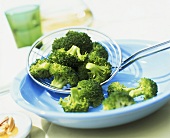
[27,27,122,93]
[11,38,170,128]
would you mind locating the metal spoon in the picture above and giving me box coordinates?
[119,40,170,71]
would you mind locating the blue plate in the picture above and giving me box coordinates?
[11,40,170,129]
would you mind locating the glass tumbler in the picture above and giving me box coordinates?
[40,0,93,33]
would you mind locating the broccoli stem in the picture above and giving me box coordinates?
[86,63,103,76]
[67,45,87,61]
[76,47,86,61]
[67,45,77,55]
[129,88,143,98]
[51,77,68,89]
[123,87,135,93]
[38,62,50,71]
[70,87,79,102]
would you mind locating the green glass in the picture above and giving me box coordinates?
[5,5,42,48]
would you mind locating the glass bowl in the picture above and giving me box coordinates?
[27,27,122,94]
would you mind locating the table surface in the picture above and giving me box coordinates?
[1,0,170,138]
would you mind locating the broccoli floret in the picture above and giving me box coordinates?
[67,45,87,61]
[129,78,158,100]
[51,75,68,89]
[86,61,112,83]
[66,31,93,54]
[107,78,158,101]
[88,42,108,61]
[59,87,89,112]
[52,31,93,54]
[88,52,111,66]
[76,79,104,107]
[29,58,51,78]
[49,48,78,67]
[107,82,135,95]
[49,63,78,89]
[102,92,135,110]
[52,36,72,51]
[49,45,87,68]
[77,64,89,81]
[88,54,105,65]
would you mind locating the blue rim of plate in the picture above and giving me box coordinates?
[10,39,170,119]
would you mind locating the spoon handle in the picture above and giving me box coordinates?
[119,40,170,71]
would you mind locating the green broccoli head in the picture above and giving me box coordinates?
[59,87,89,112]
[76,79,104,107]
[49,48,78,67]
[129,77,158,100]
[66,31,93,54]
[107,82,135,95]
[77,64,89,81]
[49,62,64,75]
[49,45,87,68]
[51,75,68,89]
[49,63,78,89]
[103,92,135,110]
[88,42,108,60]
[52,31,93,54]
[52,36,72,51]
[86,61,112,83]
[29,58,51,79]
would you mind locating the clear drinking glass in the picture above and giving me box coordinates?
[2,0,42,48]
[40,0,93,33]
[5,5,42,48]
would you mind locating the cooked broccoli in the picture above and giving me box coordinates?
[129,77,158,100]
[52,31,93,54]
[76,79,104,107]
[107,82,135,95]
[86,61,112,83]
[59,87,89,112]
[52,36,71,51]
[49,48,78,67]
[67,45,87,61]
[29,58,51,79]
[77,55,112,83]
[49,45,87,68]
[77,64,89,81]
[107,78,158,101]
[102,92,135,110]
[66,31,93,54]
[76,57,112,83]
[49,63,78,89]
[88,42,108,61]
